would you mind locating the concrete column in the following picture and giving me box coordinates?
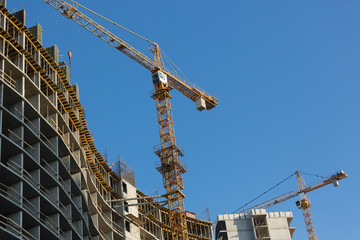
[0,110,2,142]
[158,210,164,240]
[53,72,58,109]
[26,142,40,164]
[9,180,23,205]
[71,149,81,167]
[48,136,58,155]
[0,37,3,54]
[19,25,25,49]
[15,75,24,97]
[27,94,40,112]
[18,47,25,71]
[0,59,4,90]
[49,186,60,207]
[8,126,23,148]
[34,72,40,88]
[73,218,83,236]
[63,178,71,194]
[8,211,22,229]
[9,100,24,121]
[104,231,112,240]
[64,132,70,148]
[27,225,40,240]
[45,160,59,180]
[62,230,72,240]
[48,212,60,236]
[91,213,99,230]
[72,172,82,190]
[24,195,40,218]
[61,155,71,171]
[29,168,40,189]
[48,112,57,129]
[27,117,40,137]
[48,91,56,107]
[8,153,23,175]
[0,83,3,106]
[60,202,70,221]
[92,235,100,240]
[0,5,6,29]
[72,194,82,210]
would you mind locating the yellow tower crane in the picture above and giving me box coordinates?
[235,170,348,240]
[41,0,218,239]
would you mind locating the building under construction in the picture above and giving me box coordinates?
[215,210,296,240]
[0,2,213,239]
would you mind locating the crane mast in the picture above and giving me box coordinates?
[296,171,316,240]
[152,72,188,238]
[41,1,218,239]
[236,170,347,240]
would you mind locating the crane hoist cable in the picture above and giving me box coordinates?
[160,48,190,83]
[68,0,153,44]
[300,171,326,179]
[232,172,297,214]
[68,0,190,88]
[232,170,331,214]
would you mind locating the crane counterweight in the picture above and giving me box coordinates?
[196,96,206,111]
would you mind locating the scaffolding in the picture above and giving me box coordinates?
[112,156,136,187]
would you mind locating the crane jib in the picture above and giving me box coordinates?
[43,0,218,111]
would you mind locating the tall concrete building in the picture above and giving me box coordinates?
[0,1,213,239]
[215,210,295,240]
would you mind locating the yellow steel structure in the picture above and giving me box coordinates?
[41,1,218,239]
[296,171,316,240]
[237,170,348,240]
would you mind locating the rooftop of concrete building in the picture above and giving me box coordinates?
[217,209,293,222]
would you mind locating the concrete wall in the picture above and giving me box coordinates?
[215,210,295,240]
[226,219,255,240]
[267,212,293,240]
[124,179,141,240]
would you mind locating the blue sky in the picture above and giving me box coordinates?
[10,0,359,239]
